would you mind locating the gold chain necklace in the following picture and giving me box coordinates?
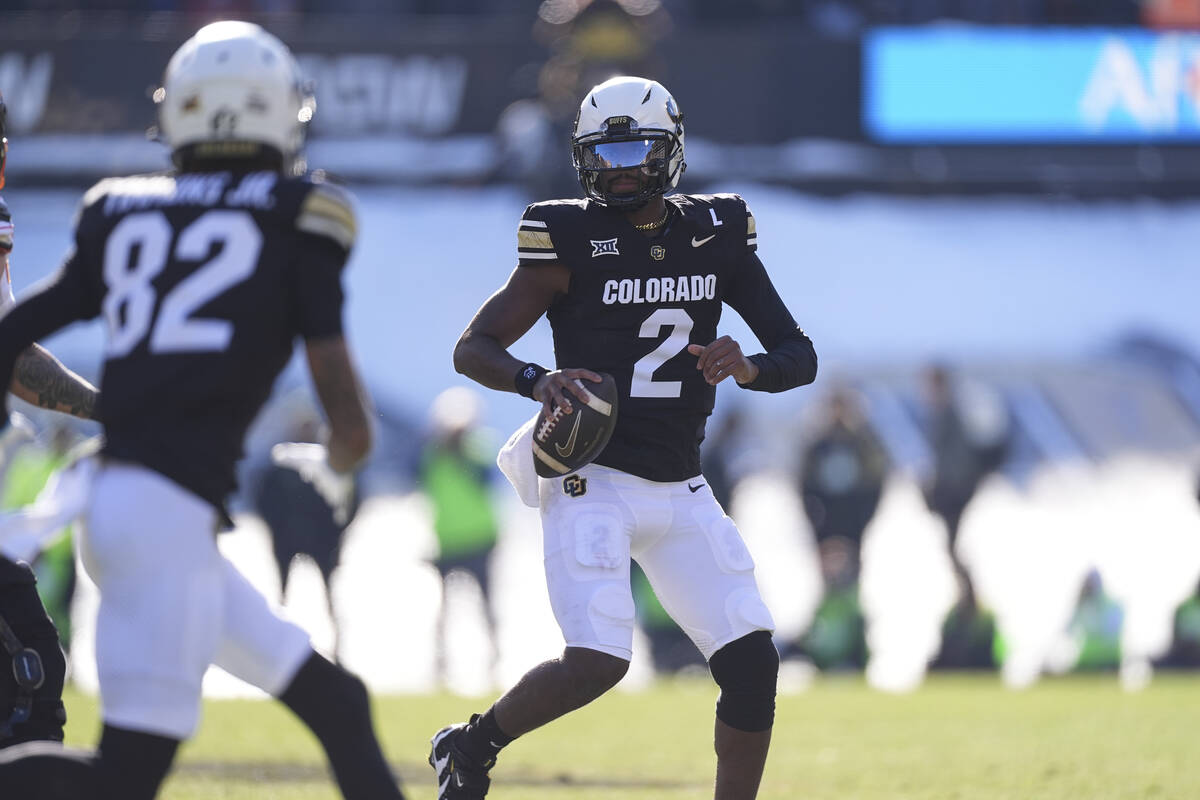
[632,206,670,231]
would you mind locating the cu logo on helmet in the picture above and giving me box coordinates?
[210,109,239,137]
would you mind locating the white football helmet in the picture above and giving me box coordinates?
[156,21,314,166]
[571,76,686,208]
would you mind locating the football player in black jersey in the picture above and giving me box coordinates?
[0,24,404,800]
[0,90,104,752]
[432,76,817,800]
[0,93,100,422]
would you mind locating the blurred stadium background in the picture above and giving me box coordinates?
[2,0,1200,744]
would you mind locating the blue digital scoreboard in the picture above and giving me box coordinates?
[864,28,1200,142]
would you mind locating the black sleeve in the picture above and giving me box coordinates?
[0,250,98,421]
[0,197,13,254]
[289,233,347,340]
[723,251,817,394]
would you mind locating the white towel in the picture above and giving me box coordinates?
[496,413,541,508]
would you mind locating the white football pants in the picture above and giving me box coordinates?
[538,463,775,661]
[79,461,312,739]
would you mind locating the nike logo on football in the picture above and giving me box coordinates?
[554,410,583,458]
[688,483,705,493]
[691,234,716,247]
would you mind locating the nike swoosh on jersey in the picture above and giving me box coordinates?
[691,234,716,247]
[688,483,705,493]
[555,411,584,458]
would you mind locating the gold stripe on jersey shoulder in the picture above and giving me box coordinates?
[518,230,554,250]
[746,212,756,236]
[304,185,356,226]
[298,185,357,250]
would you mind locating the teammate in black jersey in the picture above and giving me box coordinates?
[432,76,816,800]
[0,90,104,752]
[0,93,100,423]
[0,24,404,800]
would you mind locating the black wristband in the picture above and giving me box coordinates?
[514,363,549,399]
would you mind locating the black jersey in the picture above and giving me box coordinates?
[0,195,12,254]
[0,195,16,307]
[0,169,356,516]
[516,193,815,482]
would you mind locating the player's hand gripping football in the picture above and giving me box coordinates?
[270,442,356,526]
[532,368,604,417]
[687,336,760,386]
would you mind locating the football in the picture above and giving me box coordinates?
[532,373,619,478]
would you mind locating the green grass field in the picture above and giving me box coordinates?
[62,674,1199,799]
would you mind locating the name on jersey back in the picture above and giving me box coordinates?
[102,172,278,215]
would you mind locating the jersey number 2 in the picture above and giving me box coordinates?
[630,308,693,398]
[102,210,262,357]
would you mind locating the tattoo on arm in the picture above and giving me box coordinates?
[11,344,99,420]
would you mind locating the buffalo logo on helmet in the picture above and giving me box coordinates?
[602,116,635,134]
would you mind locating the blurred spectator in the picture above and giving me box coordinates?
[252,406,359,662]
[921,364,1010,668]
[523,0,674,197]
[418,386,500,687]
[1062,571,1122,671]
[1143,0,1200,28]
[491,97,561,198]
[799,386,888,581]
[791,387,888,670]
[700,405,751,515]
[1,421,80,650]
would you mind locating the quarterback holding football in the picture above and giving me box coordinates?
[434,76,818,800]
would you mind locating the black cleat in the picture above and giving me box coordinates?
[429,716,493,799]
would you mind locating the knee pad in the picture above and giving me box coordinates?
[708,630,779,732]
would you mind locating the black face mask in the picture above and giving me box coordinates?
[571,129,682,210]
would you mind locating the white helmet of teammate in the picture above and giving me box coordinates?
[156,21,314,166]
[571,76,686,208]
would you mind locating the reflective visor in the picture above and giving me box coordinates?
[580,138,666,171]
